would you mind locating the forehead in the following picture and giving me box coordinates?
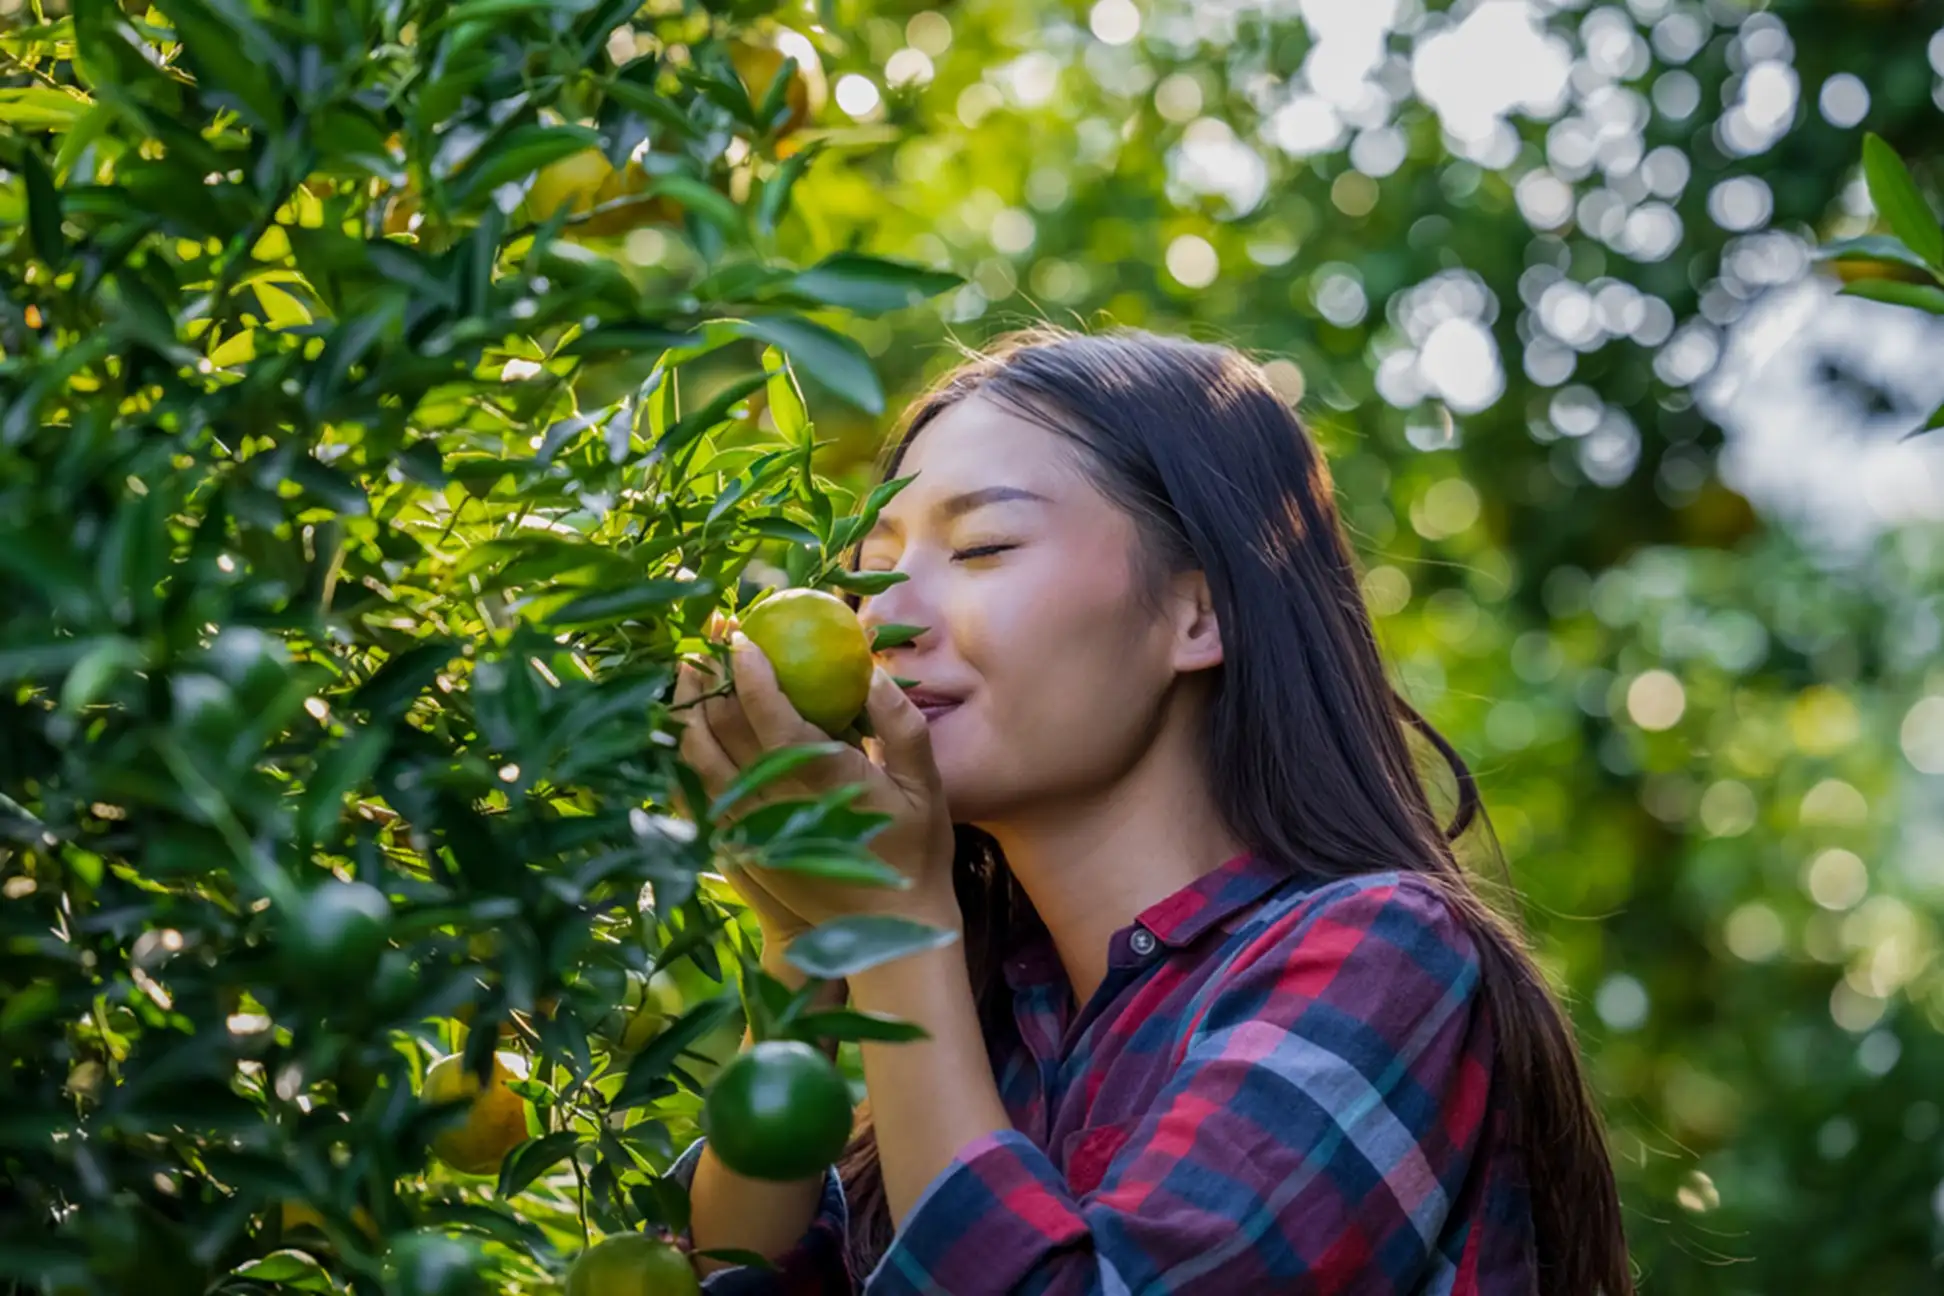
[894,392,1081,494]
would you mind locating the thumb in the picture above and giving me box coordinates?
[863,667,938,788]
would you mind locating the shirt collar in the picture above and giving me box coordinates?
[1135,851,1289,948]
[1001,852,1291,990]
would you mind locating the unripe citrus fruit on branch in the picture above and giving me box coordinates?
[280,879,391,986]
[596,969,686,1053]
[422,1051,532,1176]
[279,1199,379,1243]
[736,589,874,737]
[566,1234,701,1296]
[701,1040,854,1181]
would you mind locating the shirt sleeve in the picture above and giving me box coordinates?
[865,875,1499,1295]
[665,1136,856,1295]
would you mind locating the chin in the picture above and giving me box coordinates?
[933,759,1000,827]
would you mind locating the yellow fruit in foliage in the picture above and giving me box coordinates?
[525,148,682,239]
[729,34,826,148]
[528,149,615,221]
[603,970,685,1054]
[280,1199,379,1242]
[738,589,875,736]
[423,1051,531,1176]
[567,1235,700,1296]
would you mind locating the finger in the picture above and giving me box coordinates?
[673,660,703,707]
[730,632,826,750]
[863,666,939,790]
[704,610,741,646]
[677,689,741,806]
[702,682,765,768]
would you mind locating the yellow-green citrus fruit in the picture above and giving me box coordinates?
[279,1199,379,1241]
[527,148,614,221]
[423,1051,531,1176]
[737,589,874,736]
[565,1234,701,1296]
[601,970,685,1054]
[701,1040,854,1181]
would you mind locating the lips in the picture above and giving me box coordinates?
[902,687,964,722]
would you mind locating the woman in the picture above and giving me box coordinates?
[669,326,1632,1294]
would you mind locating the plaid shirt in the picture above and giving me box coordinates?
[671,855,1538,1294]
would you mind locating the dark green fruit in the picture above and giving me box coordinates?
[701,1040,853,1181]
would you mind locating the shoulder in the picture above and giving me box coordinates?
[1201,869,1484,1035]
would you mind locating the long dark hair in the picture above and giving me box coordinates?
[836,325,1632,1295]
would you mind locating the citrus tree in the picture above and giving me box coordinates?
[0,1,957,1292]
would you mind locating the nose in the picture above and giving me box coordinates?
[856,566,936,654]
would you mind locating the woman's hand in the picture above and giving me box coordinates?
[672,632,961,938]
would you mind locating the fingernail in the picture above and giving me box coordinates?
[730,631,751,652]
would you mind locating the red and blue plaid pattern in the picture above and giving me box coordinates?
[675,855,1538,1294]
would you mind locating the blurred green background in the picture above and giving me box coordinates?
[702,0,1944,1288]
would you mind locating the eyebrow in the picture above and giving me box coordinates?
[870,486,1050,538]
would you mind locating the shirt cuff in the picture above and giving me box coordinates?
[666,1136,852,1295]
[867,1129,1089,1295]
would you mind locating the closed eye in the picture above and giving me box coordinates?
[951,543,1014,562]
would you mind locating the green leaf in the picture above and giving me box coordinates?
[789,1008,930,1043]
[1837,279,1944,313]
[22,148,64,269]
[762,345,810,441]
[289,458,371,515]
[645,173,746,237]
[496,1129,582,1198]
[1862,134,1944,270]
[615,994,739,1109]
[706,742,849,820]
[352,642,457,718]
[563,325,704,357]
[662,372,767,455]
[0,87,93,130]
[230,1251,335,1291]
[298,726,389,844]
[785,914,959,979]
[756,140,824,239]
[868,623,925,650]
[1900,400,1944,442]
[1815,235,1940,276]
[729,315,883,415]
[755,847,908,887]
[823,569,906,596]
[59,637,146,714]
[548,577,716,629]
[449,124,604,207]
[785,252,963,317]
[693,1248,780,1271]
[153,0,285,130]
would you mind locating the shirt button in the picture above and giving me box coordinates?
[1129,928,1157,957]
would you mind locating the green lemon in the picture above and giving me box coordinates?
[736,589,874,736]
[281,880,391,984]
[701,1040,854,1181]
[384,1230,487,1296]
[565,1234,701,1296]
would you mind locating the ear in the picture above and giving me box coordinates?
[1167,570,1224,674]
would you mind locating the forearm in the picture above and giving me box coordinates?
[847,940,1013,1227]
[687,950,847,1276]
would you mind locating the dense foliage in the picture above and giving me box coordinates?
[0,1,955,1292]
[8,0,1944,1292]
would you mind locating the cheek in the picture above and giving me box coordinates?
[939,550,1172,795]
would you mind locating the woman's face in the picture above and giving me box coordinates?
[856,393,1196,825]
